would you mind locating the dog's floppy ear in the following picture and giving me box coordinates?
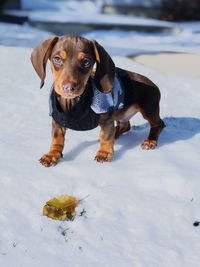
[91,40,115,93]
[31,36,59,88]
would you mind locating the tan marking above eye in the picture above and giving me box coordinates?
[77,52,87,61]
[59,51,67,60]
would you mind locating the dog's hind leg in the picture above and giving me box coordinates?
[140,107,165,150]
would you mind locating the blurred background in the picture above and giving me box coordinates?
[1,0,200,22]
[0,0,200,54]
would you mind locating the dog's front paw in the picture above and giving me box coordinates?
[141,139,157,150]
[39,152,62,167]
[95,150,113,163]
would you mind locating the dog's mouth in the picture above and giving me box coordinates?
[54,83,85,99]
[62,87,85,99]
[62,90,77,99]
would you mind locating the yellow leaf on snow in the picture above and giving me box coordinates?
[43,195,79,221]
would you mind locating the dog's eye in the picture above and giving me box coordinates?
[82,58,91,68]
[53,55,62,64]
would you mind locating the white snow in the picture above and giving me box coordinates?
[0,23,51,48]
[1,21,200,55]
[28,9,174,33]
[21,0,161,11]
[3,4,200,55]
[28,9,171,26]
[0,21,200,267]
[105,0,161,8]
[25,5,200,55]
[20,0,102,14]
[84,23,200,55]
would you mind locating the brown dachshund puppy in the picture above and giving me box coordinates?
[31,35,165,167]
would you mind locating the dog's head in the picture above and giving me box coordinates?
[31,35,115,99]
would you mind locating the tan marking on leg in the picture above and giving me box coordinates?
[40,120,66,167]
[95,139,115,162]
[140,108,165,150]
[95,114,115,162]
[141,140,157,150]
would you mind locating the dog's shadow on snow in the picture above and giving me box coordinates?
[63,117,200,162]
[63,140,97,161]
[114,116,200,161]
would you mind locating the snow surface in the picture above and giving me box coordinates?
[1,21,200,56]
[20,0,101,13]
[0,39,200,267]
[24,4,199,55]
[84,23,200,55]
[28,9,172,27]
[0,22,51,48]
[20,0,161,11]
[105,0,161,8]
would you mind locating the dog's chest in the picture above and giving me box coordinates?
[49,71,127,131]
[49,85,99,131]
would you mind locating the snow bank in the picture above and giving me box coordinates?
[134,53,200,76]
[106,0,161,8]
[1,21,200,55]
[21,0,101,13]
[28,9,173,28]
[0,23,51,48]
[84,24,200,55]
[0,45,200,267]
